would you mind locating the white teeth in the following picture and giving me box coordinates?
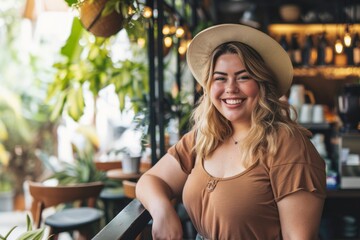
[225,99,243,105]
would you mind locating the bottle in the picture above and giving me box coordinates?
[317,32,333,65]
[353,33,360,66]
[345,45,354,66]
[290,33,302,66]
[302,34,317,66]
[343,31,354,65]
[279,34,291,59]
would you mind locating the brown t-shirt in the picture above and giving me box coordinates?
[167,129,326,240]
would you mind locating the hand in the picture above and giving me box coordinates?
[151,206,183,240]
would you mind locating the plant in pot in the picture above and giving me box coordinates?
[43,147,114,186]
[64,0,149,38]
[1,214,49,240]
[116,146,142,174]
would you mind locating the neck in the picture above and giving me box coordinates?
[231,123,251,140]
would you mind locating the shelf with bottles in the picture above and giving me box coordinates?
[268,24,360,77]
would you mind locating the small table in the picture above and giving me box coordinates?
[106,169,143,181]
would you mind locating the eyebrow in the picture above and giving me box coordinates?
[213,69,247,76]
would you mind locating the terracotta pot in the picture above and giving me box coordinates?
[79,0,124,38]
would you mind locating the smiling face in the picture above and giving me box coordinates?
[210,53,259,126]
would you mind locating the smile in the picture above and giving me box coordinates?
[223,98,244,105]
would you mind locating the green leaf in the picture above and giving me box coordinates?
[67,87,84,121]
[60,18,84,63]
[50,92,67,121]
[16,228,45,240]
[64,0,78,7]
[26,214,32,231]
[2,226,17,239]
[118,91,125,111]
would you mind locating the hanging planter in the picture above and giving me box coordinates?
[79,0,124,38]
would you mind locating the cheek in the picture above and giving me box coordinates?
[210,84,222,101]
[209,83,223,98]
[242,82,259,97]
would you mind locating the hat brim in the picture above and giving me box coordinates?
[186,24,293,96]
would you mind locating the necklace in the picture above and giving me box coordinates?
[231,136,238,145]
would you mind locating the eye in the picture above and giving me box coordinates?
[237,75,251,81]
[213,75,226,81]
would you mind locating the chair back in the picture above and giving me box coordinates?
[95,160,152,172]
[27,180,104,228]
[123,180,137,199]
[94,160,122,171]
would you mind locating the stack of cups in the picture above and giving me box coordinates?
[288,84,325,124]
[299,104,325,123]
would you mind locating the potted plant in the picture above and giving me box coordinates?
[0,214,49,240]
[64,0,148,38]
[44,148,112,186]
[116,146,142,174]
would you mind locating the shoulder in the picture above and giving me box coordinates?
[268,126,327,201]
[271,126,323,168]
[167,130,197,174]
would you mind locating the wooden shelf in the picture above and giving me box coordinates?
[268,24,360,39]
[327,188,360,198]
[294,66,360,78]
[300,122,332,130]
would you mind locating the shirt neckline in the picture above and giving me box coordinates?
[200,157,259,181]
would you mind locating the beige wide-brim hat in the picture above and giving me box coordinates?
[186,24,293,96]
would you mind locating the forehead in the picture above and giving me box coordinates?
[213,53,245,71]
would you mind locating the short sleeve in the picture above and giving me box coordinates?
[167,130,196,174]
[270,130,327,202]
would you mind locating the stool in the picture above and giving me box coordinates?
[100,186,131,223]
[45,207,103,239]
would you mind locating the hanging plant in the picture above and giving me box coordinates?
[47,17,149,122]
[65,0,147,38]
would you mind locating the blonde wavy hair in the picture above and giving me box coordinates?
[191,42,310,168]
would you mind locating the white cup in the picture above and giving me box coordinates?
[288,84,305,108]
[312,104,325,123]
[299,104,313,123]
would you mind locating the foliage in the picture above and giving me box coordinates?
[0,165,14,192]
[0,214,49,240]
[47,17,149,122]
[46,149,116,187]
[0,0,58,193]
[0,86,38,192]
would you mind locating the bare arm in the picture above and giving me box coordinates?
[278,191,324,240]
[136,153,188,239]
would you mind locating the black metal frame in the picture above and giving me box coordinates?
[147,0,198,165]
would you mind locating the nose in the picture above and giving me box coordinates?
[225,78,239,94]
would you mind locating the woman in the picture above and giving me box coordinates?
[136,24,326,240]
